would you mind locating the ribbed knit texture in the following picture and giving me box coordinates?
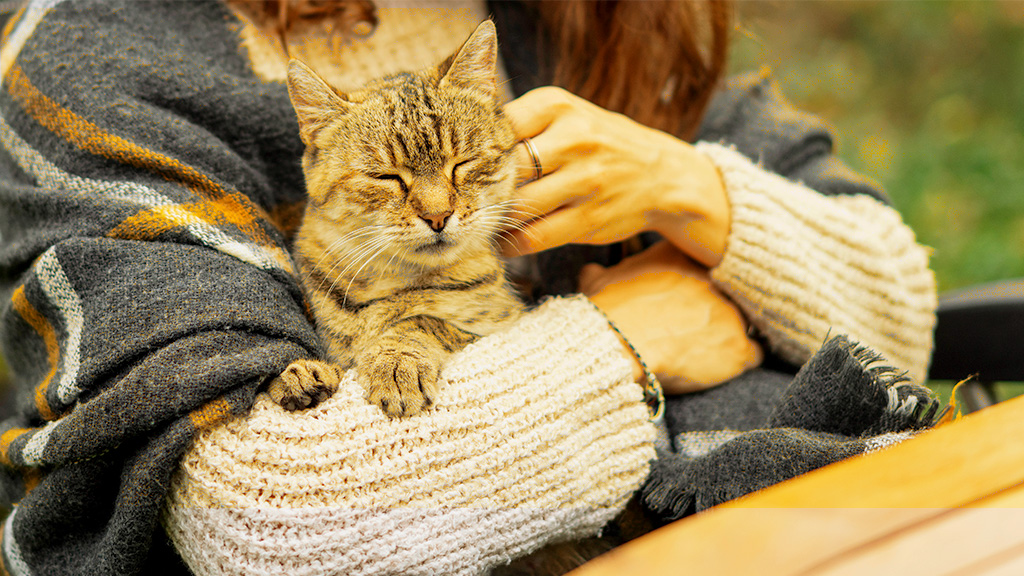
[703,142,937,382]
[163,296,656,576]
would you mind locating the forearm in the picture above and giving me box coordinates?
[701,142,937,382]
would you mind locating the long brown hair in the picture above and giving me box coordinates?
[231,0,732,141]
[535,0,732,141]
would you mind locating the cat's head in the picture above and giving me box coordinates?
[287,20,516,269]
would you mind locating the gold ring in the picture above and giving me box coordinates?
[522,137,543,182]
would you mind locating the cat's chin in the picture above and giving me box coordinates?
[414,238,455,255]
[405,239,463,266]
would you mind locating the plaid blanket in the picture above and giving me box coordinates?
[644,335,940,523]
[0,2,937,575]
[0,1,320,573]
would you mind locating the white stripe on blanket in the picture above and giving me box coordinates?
[0,115,295,276]
[21,421,58,466]
[0,0,68,79]
[673,430,744,458]
[3,508,33,576]
[35,249,84,405]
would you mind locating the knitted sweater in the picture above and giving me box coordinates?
[165,296,656,576]
[0,1,936,575]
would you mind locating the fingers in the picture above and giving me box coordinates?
[501,205,590,256]
[577,262,610,296]
[577,242,706,296]
[512,118,580,185]
[513,139,548,186]
[506,87,584,183]
[502,86,662,255]
[507,166,580,224]
[501,167,641,255]
[504,86,571,139]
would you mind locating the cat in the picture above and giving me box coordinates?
[267,20,524,417]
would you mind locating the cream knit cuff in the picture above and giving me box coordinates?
[700,142,937,383]
[164,296,656,576]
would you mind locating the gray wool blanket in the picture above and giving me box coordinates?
[0,1,938,575]
[643,334,939,522]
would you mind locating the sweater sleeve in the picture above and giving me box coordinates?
[702,141,936,382]
[696,72,937,382]
[0,2,320,574]
[163,296,655,576]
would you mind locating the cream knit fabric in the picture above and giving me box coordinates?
[703,142,938,382]
[163,296,656,576]
[234,0,515,102]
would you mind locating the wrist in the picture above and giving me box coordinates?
[611,328,648,382]
[649,141,730,268]
[586,294,665,420]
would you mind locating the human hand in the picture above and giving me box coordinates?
[501,86,730,268]
[581,241,762,393]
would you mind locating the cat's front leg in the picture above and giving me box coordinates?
[268,359,343,411]
[359,338,442,417]
[358,315,476,417]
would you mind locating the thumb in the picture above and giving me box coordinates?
[578,262,608,295]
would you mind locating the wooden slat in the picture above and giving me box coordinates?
[810,506,1024,575]
[803,484,1024,575]
[944,488,1024,576]
[969,485,1024,509]
[570,395,1024,576]
[967,546,1024,576]
[572,507,942,576]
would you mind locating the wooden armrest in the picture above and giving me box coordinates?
[570,395,1024,576]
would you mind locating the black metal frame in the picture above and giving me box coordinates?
[928,278,1024,411]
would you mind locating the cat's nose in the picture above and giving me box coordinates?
[420,211,453,232]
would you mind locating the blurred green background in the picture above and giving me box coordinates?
[733,0,1024,291]
[1,0,1023,411]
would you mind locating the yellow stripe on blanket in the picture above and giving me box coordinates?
[3,64,279,251]
[0,428,32,467]
[11,286,59,422]
[189,397,235,431]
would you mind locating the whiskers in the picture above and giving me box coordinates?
[472,198,543,252]
[304,226,379,288]
[299,197,539,312]
[300,224,403,308]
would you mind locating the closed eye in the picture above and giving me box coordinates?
[372,173,408,193]
[451,160,471,184]
[454,157,504,186]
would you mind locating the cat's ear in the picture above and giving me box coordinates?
[287,59,350,145]
[438,20,498,102]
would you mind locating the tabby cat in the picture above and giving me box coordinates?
[268,20,524,417]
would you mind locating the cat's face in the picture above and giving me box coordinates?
[287,21,515,269]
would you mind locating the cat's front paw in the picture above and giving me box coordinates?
[359,345,440,417]
[268,359,343,411]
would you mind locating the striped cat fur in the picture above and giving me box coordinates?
[268,21,524,417]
